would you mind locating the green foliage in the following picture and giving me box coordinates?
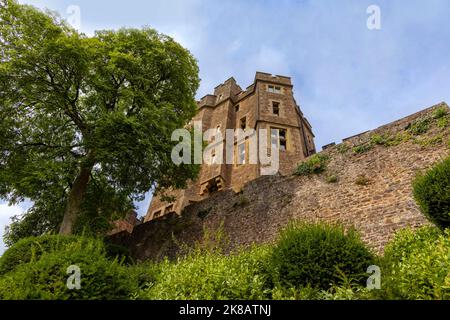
[352,144,372,154]
[437,116,448,128]
[380,226,450,300]
[294,154,329,176]
[336,143,350,154]
[326,175,338,183]
[412,156,450,229]
[0,0,200,239]
[369,133,402,147]
[0,236,134,299]
[139,245,272,300]
[355,174,371,186]
[414,134,444,147]
[317,285,373,300]
[433,106,448,119]
[0,234,78,275]
[269,222,374,290]
[408,118,431,135]
[270,285,320,300]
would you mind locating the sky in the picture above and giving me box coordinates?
[1,0,450,254]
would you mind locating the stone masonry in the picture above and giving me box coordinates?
[145,72,316,222]
[108,102,449,262]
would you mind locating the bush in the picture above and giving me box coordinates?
[433,106,448,119]
[355,174,370,186]
[0,236,134,299]
[408,118,431,135]
[270,222,374,290]
[352,144,372,154]
[139,245,272,300]
[294,154,328,176]
[326,175,338,183]
[412,156,450,229]
[0,234,78,275]
[380,226,450,300]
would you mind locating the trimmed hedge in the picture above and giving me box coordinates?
[270,222,374,290]
[413,156,450,229]
[0,236,135,299]
[0,234,78,275]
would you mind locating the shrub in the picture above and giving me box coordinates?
[370,134,390,146]
[294,154,329,176]
[0,236,134,299]
[355,174,370,186]
[380,226,450,300]
[437,116,448,128]
[412,156,450,229]
[318,285,373,300]
[326,175,338,183]
[352,144,372,154]
[139,245,272,300]
[270,285,320,300]
[408,118,431,135]
[270,222,374,290]
[337,143,350,154]
[0,234,78,275]
[433,106,448,119]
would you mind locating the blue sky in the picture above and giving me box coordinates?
[1,0,450,254]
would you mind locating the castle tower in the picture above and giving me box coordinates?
[144,72,315,221]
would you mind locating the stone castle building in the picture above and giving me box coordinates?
[145,72,316,222]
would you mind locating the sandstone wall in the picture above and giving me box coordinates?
[109,103,449,261]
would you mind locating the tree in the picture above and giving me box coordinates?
[0,0,200,240]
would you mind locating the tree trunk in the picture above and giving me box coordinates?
[59,157,95,235]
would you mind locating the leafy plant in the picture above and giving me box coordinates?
[433,106,448,119]
[294,154,329,176]
[337,143,350,154]
[355,174,370,186]
[379,226,450,300]
[139,245,272,300]
[352,144,372,154]
[326,175,338,183]
[412,156,450,229]
[408,118,431,135]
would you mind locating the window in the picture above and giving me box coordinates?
[235,104,240,112]
[271,128,287,151]
[237,143,246,164]
[240,117,246,130]
[166,204,174,213]
[267,85,281,94]
[216,125,221,134]
[217,94,223,100]
[272,101,280,115]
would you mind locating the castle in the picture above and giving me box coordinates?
[144,72,316,222]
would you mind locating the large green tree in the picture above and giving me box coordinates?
[0,0,200,241]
